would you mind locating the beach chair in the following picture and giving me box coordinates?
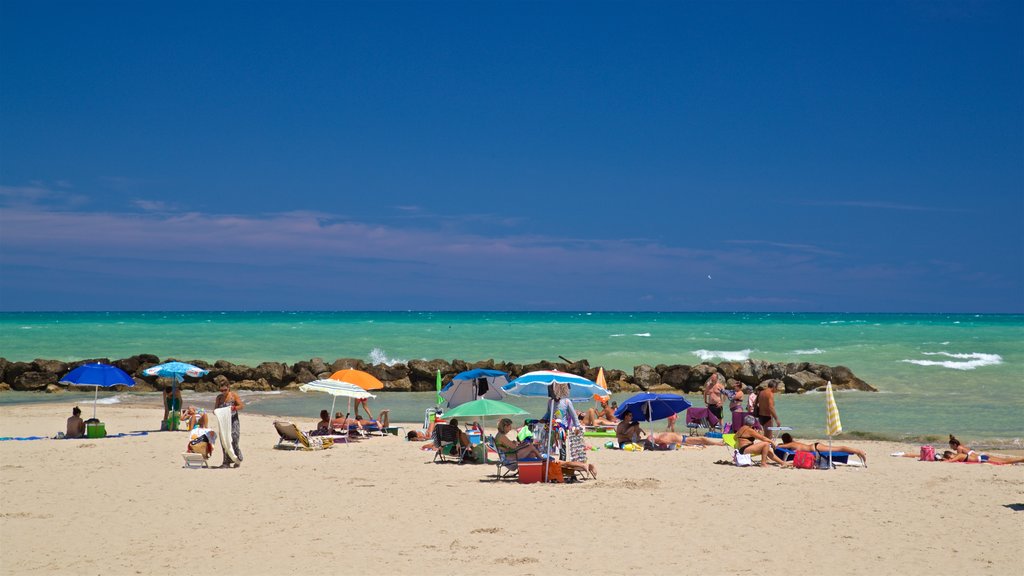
[432,423,465,464]
[182,427,214,468]
[731,411,762,433]
[274,421,334,451]
[686,407,716,436]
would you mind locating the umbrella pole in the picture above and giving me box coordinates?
[544,398,554,483]
[93,386,98,420]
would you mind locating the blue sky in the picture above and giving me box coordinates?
[1,1,1021,312]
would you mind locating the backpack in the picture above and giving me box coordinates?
[793,451,815,469]
[920,445,935,461]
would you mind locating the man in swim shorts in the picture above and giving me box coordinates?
[754,383,780,439]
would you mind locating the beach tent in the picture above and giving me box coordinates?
[299,379,376,426]
[440,368,510,409]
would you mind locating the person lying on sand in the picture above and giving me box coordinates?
[944,435,1024,464]
[734,415,790,468]
[495,418,596,478]
[778,433,867,466]
[646,431,724,450]
[941,450,1024,464]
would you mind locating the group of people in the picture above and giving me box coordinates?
[941,435,1024,465]
[703,373,781,436]
[313,398,391,437]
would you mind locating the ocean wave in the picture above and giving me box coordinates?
[901,352,1003,371]
[609,333,651,338]
[94,395,123,405]
[692,349,752,362]
[369,347,405,366]
[792,348,825,355]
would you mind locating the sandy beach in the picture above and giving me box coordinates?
[1,403,1022,576]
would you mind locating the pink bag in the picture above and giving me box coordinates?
[919,445,935,461]
[793,451,816,469]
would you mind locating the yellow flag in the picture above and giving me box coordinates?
[825,380,842,436]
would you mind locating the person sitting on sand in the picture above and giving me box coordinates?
[615,411,646,448]
[943,434,1024,464]
[66,406,85,438]
[181,405,208,430]
[406,418,438,442]
[580,408,617,427]
[495,418,596,478]
[314,410,332,434]
[646,431,725,450]
[734,415,789,468]
[777,433,867,466]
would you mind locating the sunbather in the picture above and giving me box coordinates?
[646,431,725,449]
[778,433,867,466]
[580,408,617,427]
[315,410,332,433]
[944,434,1024,464]
[941,450,1024,464]
[181,406,208,430]
[734,415,789,468]
[615,411,646,448]
[66,406,85,438]
[495,418,596,478]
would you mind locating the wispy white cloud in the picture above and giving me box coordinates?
[725,239,842,257]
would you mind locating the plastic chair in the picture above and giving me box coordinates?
[685,407,716,436]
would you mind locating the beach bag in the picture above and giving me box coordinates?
[919,445,935,462]
[814,451,832,470]
[733,449,753,467]
[547,460,564,483]
[793,451,815,469]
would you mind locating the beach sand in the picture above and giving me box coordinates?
[2,403,1022,576]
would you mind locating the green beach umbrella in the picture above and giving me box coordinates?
[441,398,528,420]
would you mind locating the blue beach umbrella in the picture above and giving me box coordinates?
[615,392,692,439]
[501,370,606,400]
[441,368,510,409]
[142,361,209,383]
[59,363,136,420]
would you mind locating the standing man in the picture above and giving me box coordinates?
[703,373,725,426]
[215,384,244,468]
[754,382,781,439]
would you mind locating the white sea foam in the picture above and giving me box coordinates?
[792,348,825,355]
[692,349,752,362]
[634,333,651,337]
[369,347,404,366]
[901,352,1003,371]
[94,395,122,405]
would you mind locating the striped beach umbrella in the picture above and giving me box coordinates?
[824,380,842,468]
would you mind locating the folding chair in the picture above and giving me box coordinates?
[432,423,465,463]
[685,407,715,436]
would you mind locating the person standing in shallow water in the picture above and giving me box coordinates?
[215,384,244,468]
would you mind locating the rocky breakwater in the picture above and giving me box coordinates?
[0,356,876,395]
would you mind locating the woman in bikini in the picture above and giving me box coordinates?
[944,434,1024,464]
[733,415,789,468]
[777,433,867,466]
[495,418,596,478]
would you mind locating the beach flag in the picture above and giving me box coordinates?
[435,369,443,406]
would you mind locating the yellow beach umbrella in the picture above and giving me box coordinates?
[824,380,842,468]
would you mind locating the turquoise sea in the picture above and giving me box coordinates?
[2,312,1022,447]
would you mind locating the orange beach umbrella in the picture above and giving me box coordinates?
[329,369,385,391]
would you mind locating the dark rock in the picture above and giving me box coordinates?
[659,365,691,389]
[13,371,54,391]
[783,371,826,393]
[34,358,67,377]
[717,362,742,380]
[384,377,413,392]
[309,357,329,375]
[253,362,288,386]
[45,383,63,393]
[293,367,317,385]
[633,365,659,390]
[330,358,365,372]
